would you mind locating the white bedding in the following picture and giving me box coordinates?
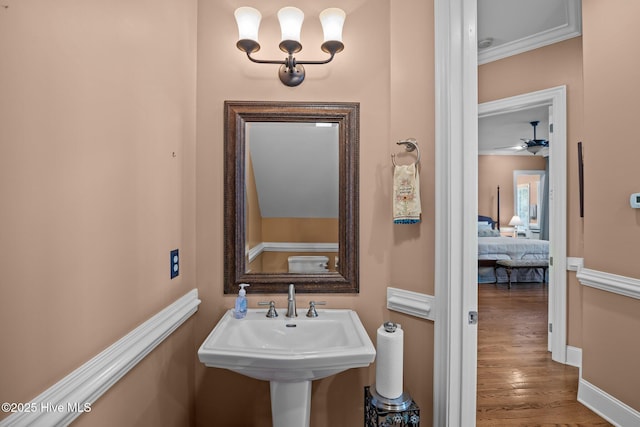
[478,237,549,283]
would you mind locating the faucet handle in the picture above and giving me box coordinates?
[306,301,327,317]
[258,301,278,318]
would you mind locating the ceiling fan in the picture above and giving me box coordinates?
[520,120,549,155]
[487,120,549,155]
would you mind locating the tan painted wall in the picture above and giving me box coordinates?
[195,0,434,425]
[257,218,338,273]
[0,0,197,424]
[478,156,546,227]
[12,1,632,424]
[581,0,640,411]
[478,37,585,348]
[262,218,338,242]
[246,155,263,249]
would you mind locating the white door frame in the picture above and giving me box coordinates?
[433,0,568,424]
[478,86,568,364]
[433,0,478,425]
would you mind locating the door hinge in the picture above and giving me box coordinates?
[549,323,553,333]
[468,311,478,325]
[550,123,554,133]
[550,256,553,266]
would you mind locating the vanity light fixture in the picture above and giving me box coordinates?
[234,6,346,87]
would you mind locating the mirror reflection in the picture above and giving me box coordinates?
[513,170,545,238]
[246,122,339,274]
[224,101,359,294]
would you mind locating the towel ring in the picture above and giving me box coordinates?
[391,138,420,167]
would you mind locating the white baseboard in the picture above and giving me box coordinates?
[565,345,582,368]
[0,289,200,427]
[578,377,640,427]
[569,265,640,424]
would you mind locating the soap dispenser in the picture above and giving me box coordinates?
[234,284,250,319]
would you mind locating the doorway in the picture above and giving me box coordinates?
[478,86,567,362]
[432,2,568,424]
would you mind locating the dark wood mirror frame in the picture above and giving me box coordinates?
[224,101,359,294]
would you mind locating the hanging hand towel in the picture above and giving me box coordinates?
[393,163,422,224]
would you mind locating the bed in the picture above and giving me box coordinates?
[478,186,549,284]
[477,235,549,283]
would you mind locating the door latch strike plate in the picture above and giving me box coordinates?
[468,311,478,325]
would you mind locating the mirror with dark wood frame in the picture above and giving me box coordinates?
[224,101,359,294]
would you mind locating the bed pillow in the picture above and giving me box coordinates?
[478,221,492,231]
[478,228,501,237]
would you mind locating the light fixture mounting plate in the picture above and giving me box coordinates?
[279,64,305,86]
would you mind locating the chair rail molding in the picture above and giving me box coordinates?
[387,287,435,321]
[577,267,640,300]
[0,289,200,427]
[566,257,584,271]
[248,242,339,263]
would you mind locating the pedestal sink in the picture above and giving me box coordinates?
[198,308,376,427]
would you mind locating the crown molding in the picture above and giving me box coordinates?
[478,0,581,65]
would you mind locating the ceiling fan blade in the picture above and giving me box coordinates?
[491,143,526,151]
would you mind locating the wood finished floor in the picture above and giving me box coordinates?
[476,282,612,426]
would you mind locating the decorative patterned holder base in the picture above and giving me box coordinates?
[365,386,420,426]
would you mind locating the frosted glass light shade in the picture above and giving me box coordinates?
[526,144,544,154]
[234,7,261,42]
[278,7,304,42]
[319,8,346,42]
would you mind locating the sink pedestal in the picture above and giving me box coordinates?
[270,381,312,427]
[198,309,376,426]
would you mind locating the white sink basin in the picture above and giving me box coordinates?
[198,308,375,382]
[198,307,375,427]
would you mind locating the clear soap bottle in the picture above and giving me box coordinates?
[233,283,250,319]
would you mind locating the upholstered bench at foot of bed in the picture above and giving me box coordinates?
[495,259,549,289]
[478,259,498,268]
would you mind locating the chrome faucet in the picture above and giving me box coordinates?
[286,284,297,318]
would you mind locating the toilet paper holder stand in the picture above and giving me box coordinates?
[373,321,412,411]
[364,386,420,426]
[368,385,413,411]
[366,321,419,425]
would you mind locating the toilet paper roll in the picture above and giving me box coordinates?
[375,323,404,399]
